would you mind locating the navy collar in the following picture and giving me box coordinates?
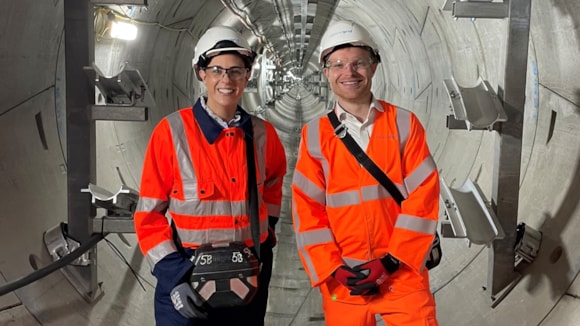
[193,98,253,144]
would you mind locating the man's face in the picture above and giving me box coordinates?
[323,47,378,102]
[199,53,250,111]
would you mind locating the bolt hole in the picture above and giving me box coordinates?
[29,254,40,270]
[550,246,563,264]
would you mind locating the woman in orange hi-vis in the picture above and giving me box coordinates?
[134,26,287,325]
[291,20,440,326]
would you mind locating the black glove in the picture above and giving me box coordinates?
[170,283,208,319]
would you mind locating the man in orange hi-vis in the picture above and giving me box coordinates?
[134,26,287,325]
[291,20,440,325]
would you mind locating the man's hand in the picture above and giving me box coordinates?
[170,283,208,319]
[267,226,277,248]
[332,265,368,293]
[350,254,400,295]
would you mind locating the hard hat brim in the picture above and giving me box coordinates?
[320,41,376,65]
[205,47,253,58]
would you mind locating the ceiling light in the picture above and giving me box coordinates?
[110,21,138,40]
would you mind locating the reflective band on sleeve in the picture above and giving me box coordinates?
[295,228,334,249]
[292,170,326,206]
[299,246,319,284]
[404,155,437,194]
[395,214,438,234]
[136,197,169,214]
[147,239,178,269]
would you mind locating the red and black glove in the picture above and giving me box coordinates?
[332,265,368,293]
[350,254,400,295]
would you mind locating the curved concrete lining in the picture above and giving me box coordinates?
[1,0,579,325]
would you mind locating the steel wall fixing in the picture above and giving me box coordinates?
[439,177,505,246]
[90,0,147,5]
[443,76,507,131]
[83,62,154,121]
[43,223,102,302]
[442,1,508,19]
[81,183,138,233]
[44,223,91,267]
[44,1,150,303]
[442,0,534,307]
[514,223,542,265]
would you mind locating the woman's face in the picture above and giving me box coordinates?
[199,53,250,113]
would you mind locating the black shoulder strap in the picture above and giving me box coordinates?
[244,126,261,260]
[327,111,405,206]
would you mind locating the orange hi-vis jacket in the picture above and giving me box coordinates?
[291,100,439,304]
[135,100,287,269]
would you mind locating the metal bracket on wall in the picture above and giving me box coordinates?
[90,0,147,5]
[81,183,138,234]
[442,0,509,19]
[439,177,505,246]
[84,63,153,121]
[443,76,507,131]
[43,223,104,302]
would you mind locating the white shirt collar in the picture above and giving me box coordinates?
[335,94,383,123]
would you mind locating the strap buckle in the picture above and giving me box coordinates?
[334,123,348,139]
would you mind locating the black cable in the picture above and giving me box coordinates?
[0,233,104,296]
[103,237,149,291]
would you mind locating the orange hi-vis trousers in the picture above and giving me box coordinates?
[321,286,437,326]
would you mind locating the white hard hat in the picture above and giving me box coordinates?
[319,21,380,66]
[192,26,255,67]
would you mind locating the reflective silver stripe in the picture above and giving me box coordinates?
[299,246,318,283]
[343,256,366,268]
[295,228,335,284]
[147,239,177,270]
[292,198,301,232]
[266,202,281,217]
[396,183,409,198]
[404,155,436,194]
[136,196,168,214]
[306,119,323,159]
[327,190,360,208]
[395,214,437,234]
[306,119,331,183]
[169,199,246,216]
[292,196,319,284]
[166,112,196,181]
[177,225,252,244]
[292,170,326,206]
[396,107,411,157]
[295,228,334,249]
[361,184,404,202]
[328,184,408,207]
